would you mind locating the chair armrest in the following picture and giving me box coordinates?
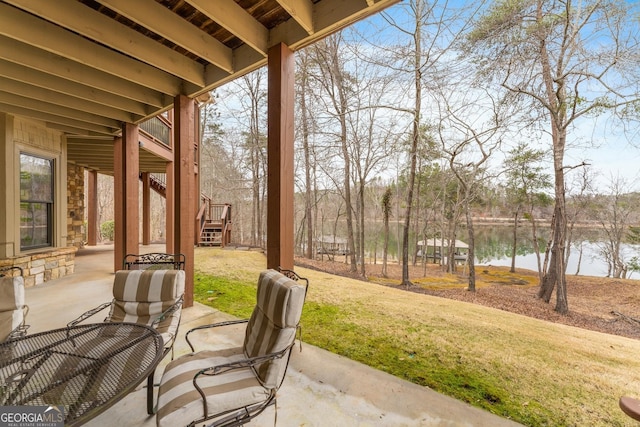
[185,319,249,352]
[66,301,112,328]
[197,346,291,377]
[151,295,184,329]
[192,345,295,415]
[7,322,29,341]
[12,304,30,338]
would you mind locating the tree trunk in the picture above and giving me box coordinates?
[537,3,568,314]
[530,208,543,283]
[299,62,314,259]
[382,211,389,278]
[401,1,423,287]
[382,187,391,278]
[329,43,357,272]
[510,210,518,273]
[359,182,366,277]
[466,201,476,292]
[574,243,583,275]
[446,225,457,273]
[538,245,556,302]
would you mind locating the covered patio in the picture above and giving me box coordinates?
[0,0,400,308]
[1,2,522,425]
[25,244,521,426]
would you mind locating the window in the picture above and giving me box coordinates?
[20,153,53,250]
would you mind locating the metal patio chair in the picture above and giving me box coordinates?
[68,254,186,414]
[0,266,28,342]
[123,252,186,270]
[155,268,308,427]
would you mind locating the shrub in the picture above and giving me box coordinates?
[100,220,115,241]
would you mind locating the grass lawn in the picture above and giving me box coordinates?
[194,247,640,427]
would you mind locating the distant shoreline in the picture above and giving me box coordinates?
[470,218,602,228]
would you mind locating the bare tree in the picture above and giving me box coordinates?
[309,35,359,272]
[306,33,398,276]
[231,72,268,247]
[379,0,486,286]
[593,175,640,278]
[433,82,505,290]
[468,0,640,313]
[381,186,393,277]
[503,142,552,278]
[296,49,317,259]
[564,166,596,276]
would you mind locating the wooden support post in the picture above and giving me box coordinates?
[267,43,295,270]
[173,95,196,307]
[142,172,151,245]
[194,102,201,247]
[165,162,174,253]
[86,169,98,246]
[113,123,140,272]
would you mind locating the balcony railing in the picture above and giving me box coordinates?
[140,116,171,147]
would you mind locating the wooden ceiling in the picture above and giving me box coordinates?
[0,0,398,172]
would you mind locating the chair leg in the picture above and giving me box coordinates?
[148,347,172,415]
[147,368,157,415]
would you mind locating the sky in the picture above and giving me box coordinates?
[351,0,640,193]
[210,1,640,194]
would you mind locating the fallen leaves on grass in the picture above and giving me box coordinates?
[295,256,640,340]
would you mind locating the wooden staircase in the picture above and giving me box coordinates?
[148,173,166,197]
[142,174,232,247]
[197,198,232,246]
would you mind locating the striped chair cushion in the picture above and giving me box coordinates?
[108,269,185,348]
[0,275,26,342]
[244,270,306,388]
[155,270,306,427]
[156,347,269,427]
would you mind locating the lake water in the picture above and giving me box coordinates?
[472,226,640,278]
[478,242,610,277]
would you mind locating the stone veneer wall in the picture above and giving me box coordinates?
[0,117,79,287]
[67,164,85,249]
[0,247,76,287]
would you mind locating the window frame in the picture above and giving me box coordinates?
[19,152,54,251]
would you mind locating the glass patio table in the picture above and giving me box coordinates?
[0,322,163,426]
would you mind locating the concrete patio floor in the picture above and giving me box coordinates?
[25,244,523,427]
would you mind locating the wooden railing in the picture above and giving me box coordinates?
[147,173,166,197]
[144,174,231,246]
[218,203,232,246]
[140,115,171,147]
[197,197,232,247]
[196,194,210,242]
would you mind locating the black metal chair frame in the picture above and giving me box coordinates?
[68,253,185,415]
[123,252,185,270]
[0,266,29,341]
[180,268,308,427]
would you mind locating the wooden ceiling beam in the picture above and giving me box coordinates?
[5,0,206,87]
[0,92,121,129]
[0,60,150,117]
[186,0,269,57]
[271,0,399,50]
[0,103,117,135]
[276,0,315,34]
[0,78,137,123]
[204,44,266,91]
[0,0,402,140]
[96,0,234,74]
[0,37,165,109]
[47,123,94,136]
[0,2,184,95]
